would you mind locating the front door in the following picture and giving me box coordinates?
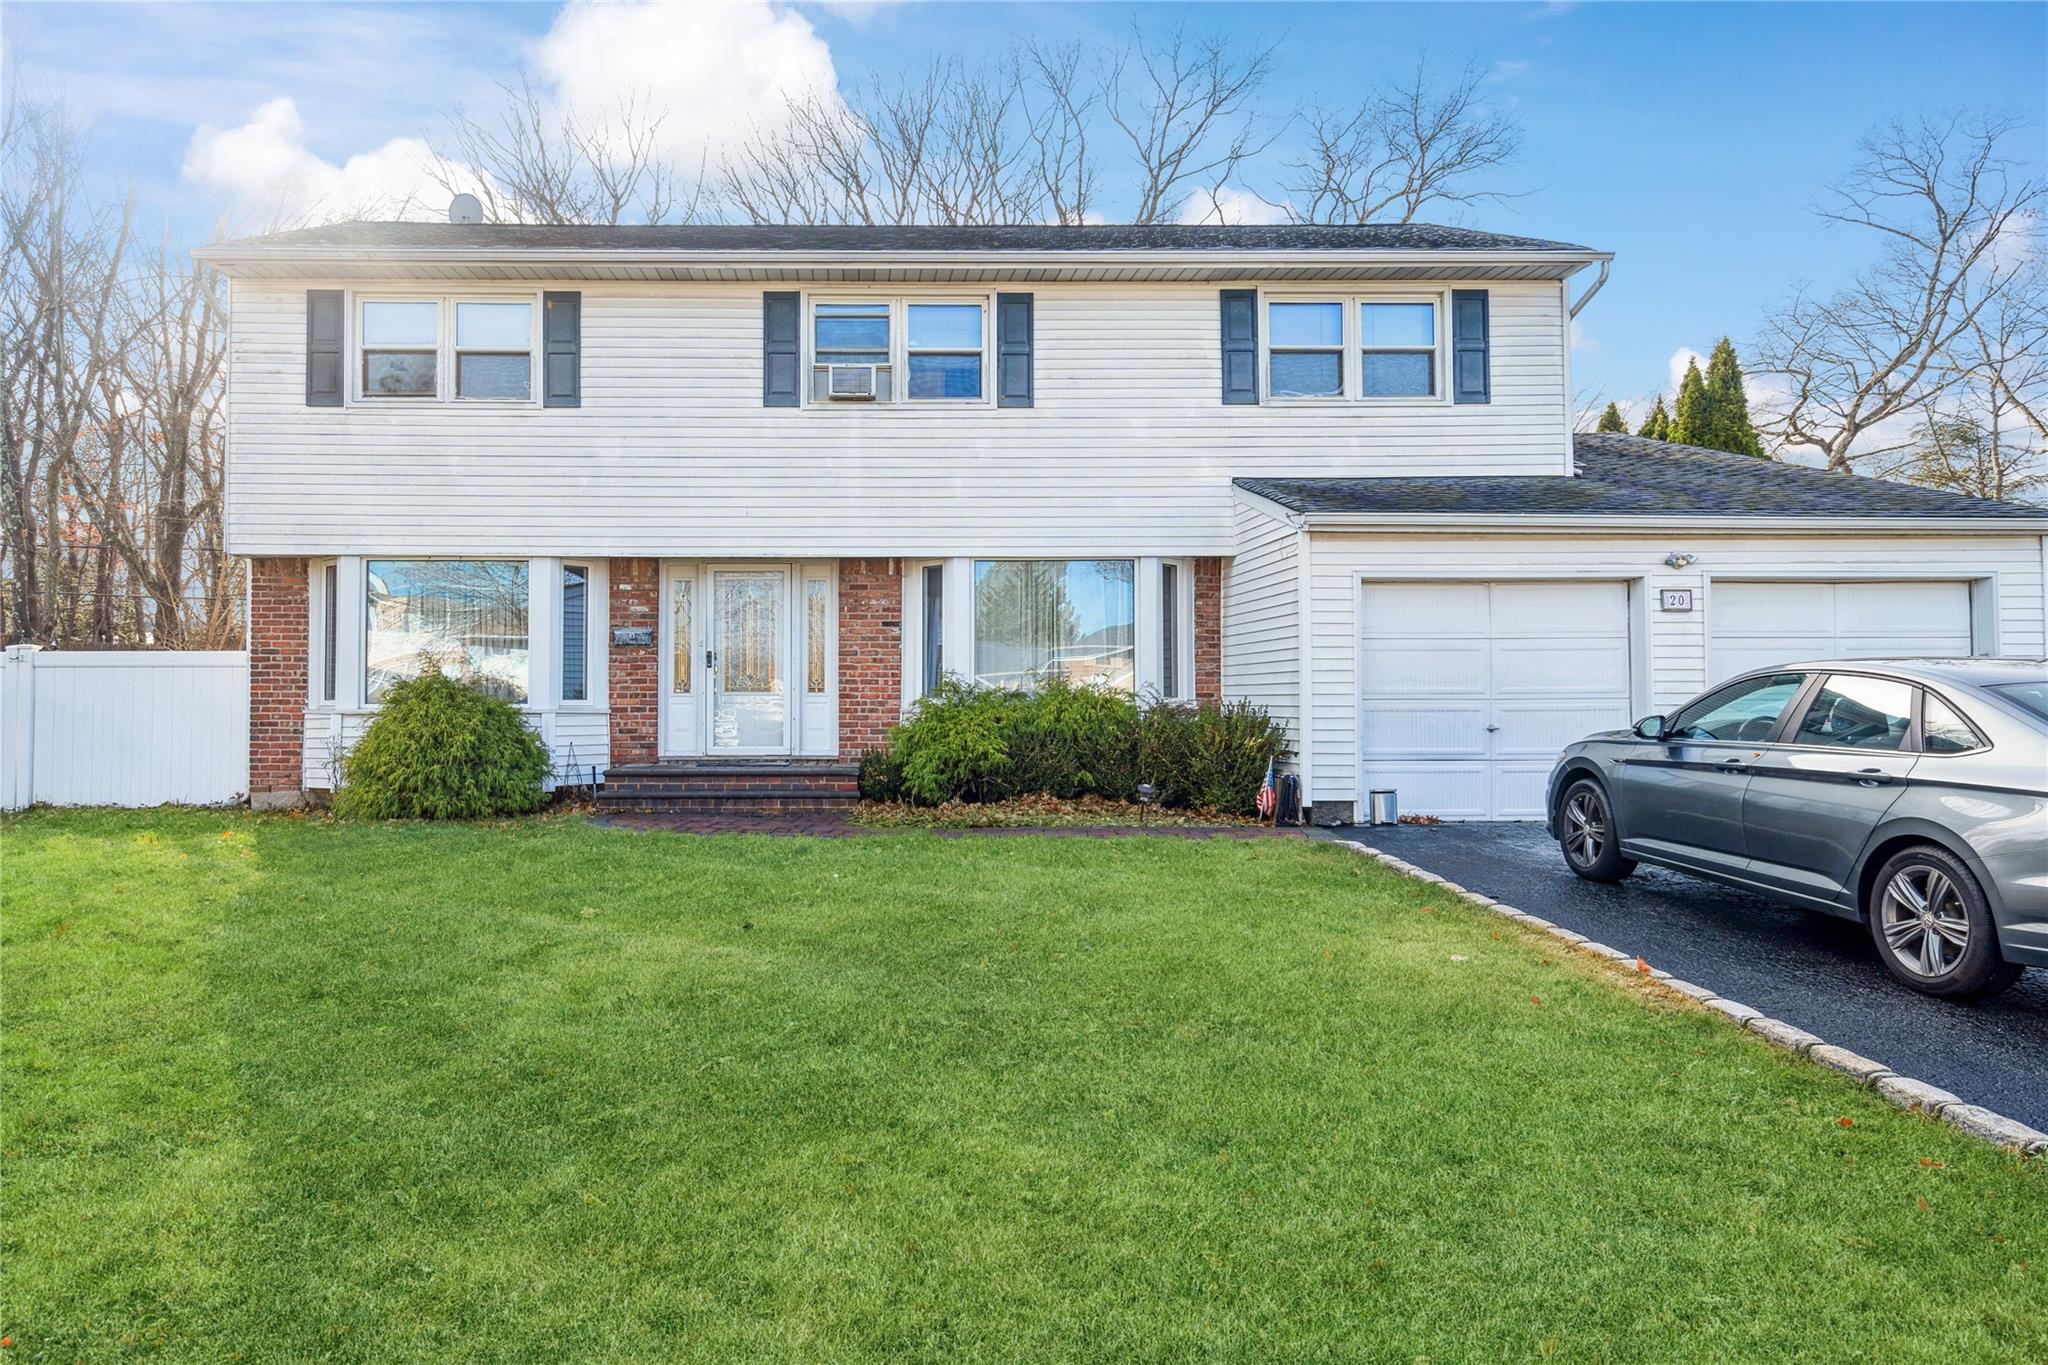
[710,568,790,752]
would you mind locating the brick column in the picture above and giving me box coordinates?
[248,557,308,809]
[608,558,659,767]
[838,558,903,757]
[1194,555,1223,706]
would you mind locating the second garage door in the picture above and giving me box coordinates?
[1708,580,1974,684]
[1360,581,1634,820]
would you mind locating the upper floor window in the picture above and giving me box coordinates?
[809,297,987,405]
[361,301,438,397]
[1264,293,1445,402]
[1360,301,1437,398]
[356,296,536,403]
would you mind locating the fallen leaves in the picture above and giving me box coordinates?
[1839,1117,1855,1128]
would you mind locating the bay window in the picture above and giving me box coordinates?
[972,560,1136,692]
[365,559,530,703]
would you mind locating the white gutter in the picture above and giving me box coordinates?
[1296,512,2048,533]
[1569,259,1610,317]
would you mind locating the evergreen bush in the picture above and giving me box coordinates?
[868,678,1288,815]
[333,668,551,820]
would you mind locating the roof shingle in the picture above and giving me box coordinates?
[212,221,1596,255]
[1235,433,2045,521]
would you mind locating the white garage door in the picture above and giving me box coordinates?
[1708,580,1974,684]
[1360,581,1634,820]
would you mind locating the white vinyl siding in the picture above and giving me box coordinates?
[223,278,1573,557]
[1222,496,1301,760]
[1294,531,2047,811]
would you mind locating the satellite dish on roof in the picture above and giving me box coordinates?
[448,193,484,225]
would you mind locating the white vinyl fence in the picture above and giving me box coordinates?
[2,646,249,810]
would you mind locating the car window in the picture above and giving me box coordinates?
[1668,672,1807,742]
[1920,693,1983,754]
[1791,674,1914,751]
[1986,681,2048,723]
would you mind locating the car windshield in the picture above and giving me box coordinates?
[1985,680,2048,722]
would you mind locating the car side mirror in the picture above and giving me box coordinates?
[1632,714,1667,741]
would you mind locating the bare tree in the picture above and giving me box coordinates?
[1018,40,1099,225]
[1283,62,1523,224]
[1098,21,1276,224]
[1750,111,2046,472]
[721,62,1042,226]
[431,74,705,225]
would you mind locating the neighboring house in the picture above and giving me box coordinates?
[196,219,2048,820]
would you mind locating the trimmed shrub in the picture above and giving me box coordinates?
[333,668,551,820]
[872,679,1287,816]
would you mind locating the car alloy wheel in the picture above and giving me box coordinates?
[1562,786,1609,869]
[1877,863,1972,979]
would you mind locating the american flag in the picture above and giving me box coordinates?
[1256,759,1276,819]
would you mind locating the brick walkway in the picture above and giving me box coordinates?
[591,813,1305,840]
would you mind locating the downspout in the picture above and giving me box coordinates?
[1569,260,1610,318]
[1293,517,1315,821]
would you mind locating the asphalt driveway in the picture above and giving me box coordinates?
[1323,821,2048,1130]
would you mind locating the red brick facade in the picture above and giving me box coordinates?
[248,556,308,807]
[837,558,904,757]
[607,558,660,766]
[1194,555,1223,705]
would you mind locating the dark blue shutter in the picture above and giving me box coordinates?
[306,289,344,406]
[542,291,581,407]
[996,292,1033,407]
[1452,289,1490,404]
[1220,289,1258,404]
[763,291,801,407]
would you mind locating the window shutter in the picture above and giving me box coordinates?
[996,292,1034,407]
[1220,289,1258,404]
[542,291,581,407]
[763,291,801,407]
[1452,289,1491,404]
[306,289,344,407]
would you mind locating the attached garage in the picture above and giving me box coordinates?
[1707,580,1976,684]
[1359,580,1635,820]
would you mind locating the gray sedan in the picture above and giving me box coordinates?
[1546,659,2048,998]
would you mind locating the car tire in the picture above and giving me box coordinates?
[1866,845,2023,999]
[1557,777,1636,883]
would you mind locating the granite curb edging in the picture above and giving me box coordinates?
[1334,840,2048,1158]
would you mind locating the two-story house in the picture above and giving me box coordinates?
[196,217,2048,821]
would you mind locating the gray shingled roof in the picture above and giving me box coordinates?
[1235,433,2046,521]
[214,221,1595,254]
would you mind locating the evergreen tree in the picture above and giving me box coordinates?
[1637,396,1672,441]
[1701,336,1765,457]
[1594,401,1628,434]
[1670,357,1709,446]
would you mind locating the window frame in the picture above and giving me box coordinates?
[350,291,542,407]
[1666,670,1812,744]
[362,556,534,706]
[1263,300,1346,401]
[1780,671,1919,754]
[968,557,1140,695]
[804,293,994,409]
[1916,686,1990,757]
[1259,289,1450,406]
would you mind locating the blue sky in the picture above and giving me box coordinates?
[6,0,2044,413]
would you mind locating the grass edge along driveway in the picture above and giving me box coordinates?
[3,808,2042,1362]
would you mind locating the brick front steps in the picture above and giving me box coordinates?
[596,759,860,816]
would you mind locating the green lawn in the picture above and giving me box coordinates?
[3,810,2042,1362]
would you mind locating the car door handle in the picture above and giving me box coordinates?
[1485,724,1501,733]
[1856,769,1894,787]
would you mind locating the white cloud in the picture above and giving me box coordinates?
[1569,318,1600,352]
[1666,345,1708,394]
[1179,186,1291,226]
[182,97,485,225]
[1485,59,1531,83]
[533,0,838,171]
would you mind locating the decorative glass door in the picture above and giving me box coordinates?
[711,569,789,751]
